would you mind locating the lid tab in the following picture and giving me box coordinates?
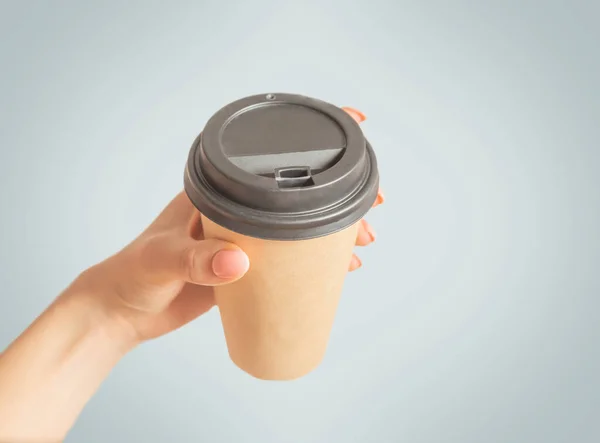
[274,166,314,189]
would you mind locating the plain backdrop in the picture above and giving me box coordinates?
[1,1,599,442]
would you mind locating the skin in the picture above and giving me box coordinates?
[0,108,384,443]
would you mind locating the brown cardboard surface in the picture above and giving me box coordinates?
[201,215,359,380]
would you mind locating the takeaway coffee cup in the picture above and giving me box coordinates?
[184,93,379,380]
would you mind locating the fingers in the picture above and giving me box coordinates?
[141,233,249,286]
[373,188,385,207]
[355,188,384,246]
[349,254,362,271]
[342,106,367,123]
[356,219,376,246]
[341,107,383,272]
[352,220,375,271]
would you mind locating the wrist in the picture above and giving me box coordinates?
[0,273,139,442]
[62,272,141,353]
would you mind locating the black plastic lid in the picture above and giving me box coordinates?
[184,93,379,240]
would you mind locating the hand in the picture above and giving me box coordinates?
[72,107,384,343]
[0,106,383,443]
[342,107,385,271]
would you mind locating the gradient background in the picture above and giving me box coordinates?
[1,1,599,442]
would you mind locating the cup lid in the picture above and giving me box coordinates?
[184,93,379,240]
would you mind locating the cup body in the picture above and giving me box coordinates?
[202,215,359,380]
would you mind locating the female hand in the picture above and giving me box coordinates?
[0,106,383,442]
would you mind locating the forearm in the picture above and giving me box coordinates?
[0,279,137,442]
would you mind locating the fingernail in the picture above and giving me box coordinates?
[372,190,385,208]
[362,220,376,242]
[367,229,376,242]
[342,107,367,123]
[212,249,249,279]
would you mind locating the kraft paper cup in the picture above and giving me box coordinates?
[184,93,379,380]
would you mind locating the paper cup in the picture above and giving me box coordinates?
[184,93,379,380]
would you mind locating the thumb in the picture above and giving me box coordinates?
[141,233,250,286]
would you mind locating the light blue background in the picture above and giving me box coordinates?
[1,1,599,442]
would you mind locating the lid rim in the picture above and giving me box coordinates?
[184,140,379,240]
